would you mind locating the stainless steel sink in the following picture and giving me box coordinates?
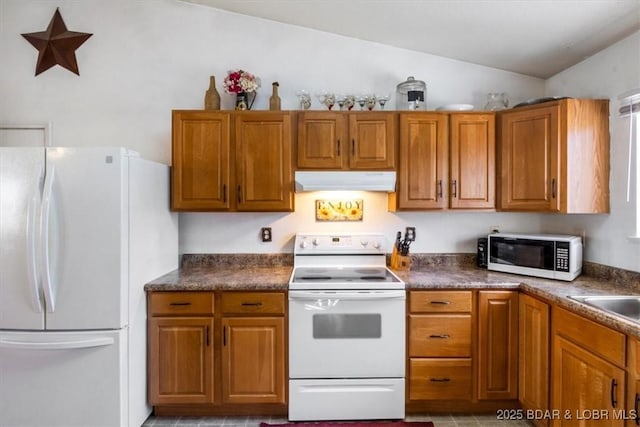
[568,295,640,324]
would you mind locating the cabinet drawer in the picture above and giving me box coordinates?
[409,358,472,400]
[221,292,285,315]
[553,307,625,367]
[409,314,471,357]
[410,291,472,313]
[148,292,215,316]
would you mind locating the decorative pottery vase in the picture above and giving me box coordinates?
[269,82,281,111]
[235,92,249,110]
[204,76,220,110]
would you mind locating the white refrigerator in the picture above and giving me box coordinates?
[0,146,179,427]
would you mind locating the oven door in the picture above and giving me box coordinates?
[289,290,405,378]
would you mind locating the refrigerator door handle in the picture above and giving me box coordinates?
[26,169,43,313]
[0,336,114,350]
[40,166,57,312]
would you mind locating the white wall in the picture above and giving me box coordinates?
[2,0,572,258]
[544,31,640,273]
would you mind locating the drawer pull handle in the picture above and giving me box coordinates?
[337,139,341,156]
[610,378,618,408]
[429,334,450,339]
[430,378,451,382]
[430,300,450,305]
[223,326,227,346]
[169,302,192,306]
[635,393,639,425]
[205,325,210,347]
[241,302,263,307]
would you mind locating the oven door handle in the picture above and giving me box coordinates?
[289,290,406,301]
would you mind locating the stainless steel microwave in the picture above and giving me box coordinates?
[488,233,583,281]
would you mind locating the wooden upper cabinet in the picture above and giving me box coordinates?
[296,112,348,169]
[450,113,495,209]
[235,112,293,211]
[498,99,609,213]
[171,111,230,211]
[392,113,449,210]
[390,112,495,211]
[349,113,396,169]
[296,111,396,170]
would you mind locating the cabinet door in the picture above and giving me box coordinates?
[627,338,639,427]
[499,105,560,212]
[552,336,625,427]
[478,290,518,400]
[171,111,231,211]
[348,112,396,170]
[148,317,214,405]
[394,113,448,209]
[450,113,495,209]
[221,317,285,404]
[235,113,293,211]
[519,294,550,427]
[297,112,347,169]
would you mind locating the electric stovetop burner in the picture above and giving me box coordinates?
[292,266,400,284]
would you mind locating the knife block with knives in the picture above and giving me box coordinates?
[390,229,414,271]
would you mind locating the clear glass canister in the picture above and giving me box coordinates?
[396,76,426,110]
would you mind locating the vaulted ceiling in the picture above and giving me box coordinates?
[182,0,640,79]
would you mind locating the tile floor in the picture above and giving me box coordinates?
[142,414,533,427]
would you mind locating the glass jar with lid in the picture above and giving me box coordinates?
[396,76,426,110]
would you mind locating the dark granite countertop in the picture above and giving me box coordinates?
[145,254,640,338]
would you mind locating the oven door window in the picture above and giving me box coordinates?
[313,314,381,339]
[490,238,555,270]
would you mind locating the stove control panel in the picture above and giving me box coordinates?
[295,233,387,254]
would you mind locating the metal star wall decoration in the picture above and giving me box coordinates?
[21,8,92,76]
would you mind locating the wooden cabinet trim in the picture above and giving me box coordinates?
[553,306,626,367]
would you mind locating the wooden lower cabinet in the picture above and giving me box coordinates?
[519,294,550,427]
[221,317,285,404]
[478,290,518,400]
[148,291,286,415]
[147,292,216,405]
[409,358,472,400]
[551,307,627,427]
[407,290,474,406]
[148,317,215,405]
[627,338,640,427]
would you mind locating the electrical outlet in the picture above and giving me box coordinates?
[405,227,416,241]
[490,225,501,234]
[260,227,272,242]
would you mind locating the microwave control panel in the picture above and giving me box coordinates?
[555,241,570,272]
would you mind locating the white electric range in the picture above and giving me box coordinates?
[288,233,406,421]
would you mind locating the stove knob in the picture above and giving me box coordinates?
[312,238,320,246]
[299,240,308,249]
[373,241,382,250]
[360,240,369,247]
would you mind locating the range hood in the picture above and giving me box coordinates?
[294,171,396,192]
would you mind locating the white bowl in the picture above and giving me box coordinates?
[436,104,474,111]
